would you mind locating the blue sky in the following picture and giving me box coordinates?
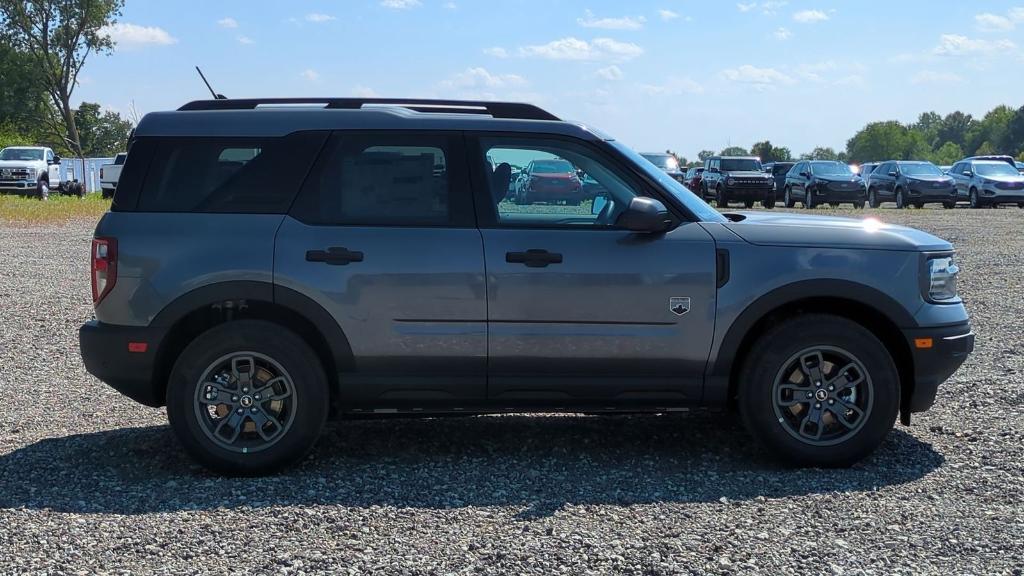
[76,0,1024,159]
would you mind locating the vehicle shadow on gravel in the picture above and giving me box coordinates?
[0,413,943,517]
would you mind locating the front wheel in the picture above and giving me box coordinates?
[969,188,982,209]
[36,180,49,201]
[716,187,729,208]
[895,189,906,209]
[784,187,796,208]
[166,320,329,476]
[762,195,776,209]
[868,189,879,208]
[804,189,815,209]
[744,200,755,209]
[943,202,956,209]
[853,201,866,209]
[737,314,900,467]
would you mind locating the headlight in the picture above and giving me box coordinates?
[726,178,736,186]
[927,256,959,301]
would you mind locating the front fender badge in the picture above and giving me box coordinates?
[670,297,691,316]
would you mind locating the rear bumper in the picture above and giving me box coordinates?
[902,322,974,414]
[79,320,167,407]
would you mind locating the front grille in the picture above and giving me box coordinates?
[728,178,772,189]
[996,181,1024,190]
[0,168,32,181]
[827,181,861,192]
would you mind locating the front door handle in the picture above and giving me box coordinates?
[506,249,563,268]
[306,247,364,266]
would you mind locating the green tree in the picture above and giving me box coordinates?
[750,140,792,163]
[697,149,715,162]
[802,147,846,162]
[974,141,997,156]
[928,142,964,166]
[965,105,1014,156]
[74,102,132,156]
[0,0,124,160]
[720,146,748,156]
[935,111,976,153]
[911,111,942,149]
[1005,105,1024,157]
[846,121,929,163]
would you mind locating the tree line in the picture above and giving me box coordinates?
[0,0,131,158]
[669,104,1024,168]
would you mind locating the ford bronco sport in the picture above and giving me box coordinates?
[79,98,974,475]
[700,155,776,209]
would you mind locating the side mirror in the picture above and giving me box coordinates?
[51,156,61,164]
[963,171,973,177]
[800,171,810,178]
[616,197,671,233]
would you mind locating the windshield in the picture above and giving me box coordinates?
[975,162,1020,177]
[900,163,943,176]
[810,161,852,177]
[720,158,761,172]
[0,148,44,161]
[613,141,726,223]
[641,154,679,171]
[532,160,575,174]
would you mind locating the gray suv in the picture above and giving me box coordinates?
[79,98,974,475]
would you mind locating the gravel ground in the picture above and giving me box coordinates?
[1,207,1022,575]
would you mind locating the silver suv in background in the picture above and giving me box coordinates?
[79,98,973,475]
[947,159,1024,208]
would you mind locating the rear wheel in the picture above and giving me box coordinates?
[943,202,956,209]
[166,320,329,476]
[895,188,906,209]
[969,188,982,209]
[737,314,900,467]
[914,202,924,209]
[744,200,755,209]
[804,189,815,209]
[784,187,796,208]
[829,202,840,209]
[716,186,729,208]
[868,188,879,208]
[762,195,776,209]
[853,201,866,209]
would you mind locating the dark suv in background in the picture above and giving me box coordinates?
[641,153,686,184]
[866,161,958,209]
[701,156,775,208]
[763,162,795,202]
[783,160,866,209]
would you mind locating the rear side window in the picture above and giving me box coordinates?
[136,132,328,213]
[290,132,472,226]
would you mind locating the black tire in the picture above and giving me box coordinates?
[1018,203,1024,209]
[969,188,982,209]
[166,320,329,476]
[716,186,728,208]
[868,189,879,208]
[804,189,815,209]
[914,202,924,209]
[36,179,49,200]
[829,202,840,209]
[943,202,955,209]
[514,189,528,205]
[737,314,900,467]
[762,195,776,209]
[784,187,795,208]
[853,201,866,209]
[744,200,755,209]
[895,188,906,209]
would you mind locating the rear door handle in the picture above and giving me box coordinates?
[306,247,364,265]
[506,249,563,268]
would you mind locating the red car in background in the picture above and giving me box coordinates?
[685,167,705,193]
[512,159,584,205]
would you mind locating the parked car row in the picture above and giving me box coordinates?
[860,155,1024,209]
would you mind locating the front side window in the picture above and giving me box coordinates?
[480,137,640,228]
[293,133,459,226]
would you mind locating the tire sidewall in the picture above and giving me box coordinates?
[738,315,900,467]
[166,320,329,475]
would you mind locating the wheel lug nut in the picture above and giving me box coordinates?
[232,396,239,402]
[828,385,834,391]
[236,408,243,414]
[815,382,821,388]
[242,388,248,393]
[806,392,813,398]
[828,400,835,405]
[815,403,822,409]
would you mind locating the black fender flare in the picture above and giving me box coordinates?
[150,280,354,375]
[703,278,917,405]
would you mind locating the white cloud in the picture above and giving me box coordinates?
[975,13,1013,32]
[237,35,254,45]
[301,69,320,82]
[305,13,336,23]
[352,85,378,97]
[380,0,421,9]
[444,2,457,9]
[720,64,793,89]
[912,71,964,84]
[793,9,829,23]
[739,1,789,15]
[933,34,1016,56]
[737,2,757,12]
[638,76,703,96]
[796,60,837,82]
[101,23,177,47]
[484,46,509,58]
[217,17,238,29]
[833,75,865,87]
[596,65,623,80]
[774,27,792,40]
[518,37,643,62]
[577,10,646,30]
[658,9,680,21]
[441,67,527,89]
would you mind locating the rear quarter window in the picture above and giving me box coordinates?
[131,132,328,213]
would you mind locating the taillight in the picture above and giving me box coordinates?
[100,167,105,179]
[91,238,117,304]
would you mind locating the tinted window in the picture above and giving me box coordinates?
[720,158,761,171]
[138,132,327,213]
[876,163,892,176]
[292,132,465,226]
[900,163,942,176]
[0,148,43,161]
[974,162,1019,177]
[114,153,126,165]
[810,161,852,176]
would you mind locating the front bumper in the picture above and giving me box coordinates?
[907,185,958,203]
[901,322,974,415]
[980,187,1024,204]
[723,185,774,201]
[79,320,168,407]
[812,185,866,202]
[0,180,38,190]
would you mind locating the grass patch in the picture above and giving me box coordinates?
[0,192,110,225]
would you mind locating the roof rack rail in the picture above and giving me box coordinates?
[177,98,560,121]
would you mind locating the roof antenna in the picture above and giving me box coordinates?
[195,66,227,100]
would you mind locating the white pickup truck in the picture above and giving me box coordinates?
[0,146,64,198]
[100,153,127,199]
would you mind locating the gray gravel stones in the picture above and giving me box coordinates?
[1,208,1023,574]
